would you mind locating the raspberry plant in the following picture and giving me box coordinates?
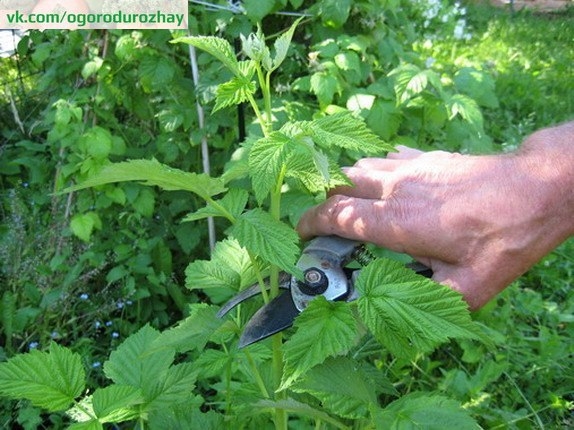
[0,20,487,429]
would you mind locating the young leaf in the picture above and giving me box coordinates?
[356,259,480,359]
[303,112,394,155]
[0,342,85,412]
[214,77,256,112]
[389,64,443,104]
[233,209,301,276]
[292,357,382,419]
[171,35,241,77]
[272,17,303,71]
[280,297,358,389]
[240,28,271,68]
[248,131,296,203]
[373,392,480,429]
[61,159,226,202]
[104,325,174,388]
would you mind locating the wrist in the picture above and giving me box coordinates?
[515,121,574,239]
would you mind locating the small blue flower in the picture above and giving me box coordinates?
[50,331,59,339]
[79,293,89,300]
[105,321,113,327]
[92,361,101,368]
[29,341,39,350]
[116,301,124,309]
[111,332,119,339]
[94,321,101,329]
[126,300,133,306]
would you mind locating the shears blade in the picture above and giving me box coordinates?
[238,290,299,348]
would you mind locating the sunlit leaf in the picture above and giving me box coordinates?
[185,238,256,292]
[233,209,300,276]
[303,111,394,154]
[272,17,303,70]
[61,159,226,202]
[0,342,85,412]
[172,35,241,76]
[356,259,481,359]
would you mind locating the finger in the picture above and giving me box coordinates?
[328,167,386,199]
[297,195,412,253]
[353,158,401,171]
[386,145,423,160]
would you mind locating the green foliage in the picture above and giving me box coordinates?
[374,392,480,429]
[1,2,572,429]
[0,342,85,412]
[356,259,481,359]
[281,297,357,389]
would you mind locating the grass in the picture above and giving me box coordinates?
[417,3,574,147]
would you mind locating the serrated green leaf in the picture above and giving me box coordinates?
[356,259,480,359]
[92,385,143,423]
[292,357,381,419]
[144,362,198,410]
[454,67,498,109]
[191,349,230,379]
[153,304,224,353]
[172,35,240,76]
[374,392,480,429]
[185,238,256,291]
[272,17,303,70]
[281,297,357,389]
[214,79,255,112]
[367,100,402,141]
[78,126,113,160]
[242,0,276,22]
[104,325,174,390]
[248,132,295,203]
[70,212,101,242]
[303,112,394,154]
[0,342,85,412]
[390,64,443,104]
[310,72,339,106]
[183,188,248,223]
[447,94,484,132]
[233,209,300,275]
[139,56,176,92]
[61,159,226,202]
[320,0,352,28]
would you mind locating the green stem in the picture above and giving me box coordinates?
[269,163,289,430]
[247,92,269,138]
[248,250,270,304]
[244,349,270,399]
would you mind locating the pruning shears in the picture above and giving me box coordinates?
[217,236,433,348]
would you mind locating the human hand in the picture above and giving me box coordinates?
[297,133,574,310]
